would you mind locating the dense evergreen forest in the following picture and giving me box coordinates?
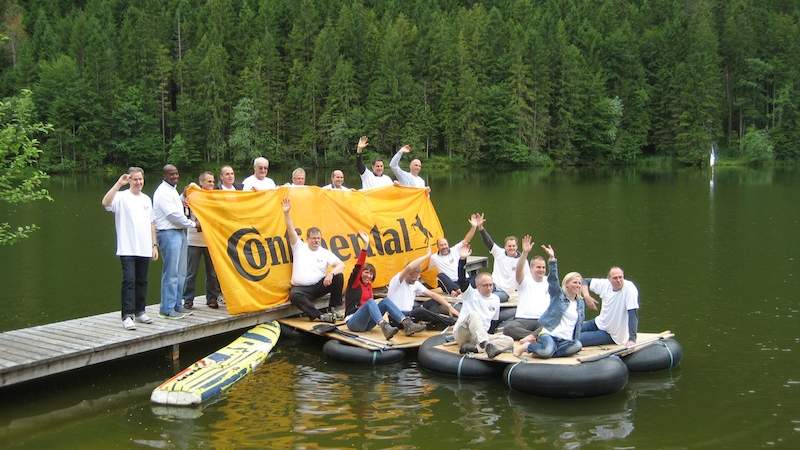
[1,0,799,171]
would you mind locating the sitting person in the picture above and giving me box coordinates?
[282,198,345,323]
[452,245,514,358]
[476,213,519,302]
[429,213,480,297]
[385,249,459,334]
[502,235,551,340]
[580,266,639,347]
[513,244,585,359]
[344,232,421,340]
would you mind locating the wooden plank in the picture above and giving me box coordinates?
[279,317,440,349]
[1,334,71,359]
[0,342,48,362]
[3,331,87,354]
[27,326,108,348]
[9,329,91,351]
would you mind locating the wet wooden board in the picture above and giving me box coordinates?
[279,317,444,350]
[433,331,674,366]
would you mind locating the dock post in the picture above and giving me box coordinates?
[169,344,180,370]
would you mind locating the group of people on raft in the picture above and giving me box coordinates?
[285,201,640,360]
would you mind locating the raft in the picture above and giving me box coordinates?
[279,317,440,365]
[151,321,280,406]
[504,356,629,398]
[623,337,683,371]
[419,331,677,398]
[417,334,502,379]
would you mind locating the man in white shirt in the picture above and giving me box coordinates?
[430,213,480,296]
[453,271,514,358]
[389,144,425,188]
[322,170,346,189]
[218,165,241,190]
[153,164,196,319]
[182,172,222,309]
[477,214,519,302]
[385,249,458,334]
[284,168,307,187]
[580,267,639,347]
[242,157,276,191]
[502,235,552,340]
[102,167,158,330]
[355,136,393,189]
[283,198,345,323]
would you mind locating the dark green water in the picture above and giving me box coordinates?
[1,166,798,449]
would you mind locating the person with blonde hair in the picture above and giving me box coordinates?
[242,157,276,190]
[513,243,585,359]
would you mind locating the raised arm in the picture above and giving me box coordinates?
[346,232,370,289]
[282,198,299,246]
[541,244,561,298]
[516,234,533,284]
[461,213,480,246]
[389,145,413,184]
[101,174,129,208]
[457,243,472,290]
[355,136,368,175]
[398,247,432,281]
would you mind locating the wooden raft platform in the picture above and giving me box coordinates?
[0,298,309,388]
[434,331,674,365]
[279,317,443,349]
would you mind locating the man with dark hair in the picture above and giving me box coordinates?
[282,198,345,323]
[502,235,552,340]
[476,214,519,302]
[102,167,158,330]
[355,136,393,189]
[153,164,196,319]
[182,171,222,309]
[430,213,480,296]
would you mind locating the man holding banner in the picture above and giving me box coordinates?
[283,198,345,323]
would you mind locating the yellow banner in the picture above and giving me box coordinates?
[186,185,443,314]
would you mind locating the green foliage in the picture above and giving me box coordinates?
[1,0,799,170]
[740,127,773,163]
[0,89,52,245]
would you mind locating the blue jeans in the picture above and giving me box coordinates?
[580,319,614,346]
[120,256,149,319]
[527,334,582,358]
[346,299,405,332]
[494,286,509,303]
[158,229,188,314]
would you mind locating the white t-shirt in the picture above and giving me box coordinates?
[242,175,276,191]
[490,244,520,294]
[429,241,464,281]
[590,278,640,344]
[360,169,393,190]
[515,268,550,319]
[153,181,195,230]
[290,240,341,286]
[220,184,238,191]
[546,300,578,340]
[386,272,428,312]
[389,151,426,187]
[106,190,154,257]
[322,184,347,190]
[454,285,500,332]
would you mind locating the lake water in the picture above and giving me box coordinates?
[1,166,798,449]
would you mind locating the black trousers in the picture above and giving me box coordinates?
[289,273,344,319]
[120,256,149,319]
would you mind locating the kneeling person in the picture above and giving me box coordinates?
[283,199,345,323]
[453,271,514,358]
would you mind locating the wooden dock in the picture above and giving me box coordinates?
[0,256,488,388]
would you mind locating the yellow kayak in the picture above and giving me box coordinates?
[150,321,280,406]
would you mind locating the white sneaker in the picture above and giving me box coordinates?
[122,316,136,330]
[135,312,153,324]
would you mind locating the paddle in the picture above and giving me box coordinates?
[577,331,674,363]
[310,323,394,349]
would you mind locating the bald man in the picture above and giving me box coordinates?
[389,144,425,188]
[322,170,346,190]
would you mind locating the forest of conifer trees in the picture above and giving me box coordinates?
[1,0,799,171]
